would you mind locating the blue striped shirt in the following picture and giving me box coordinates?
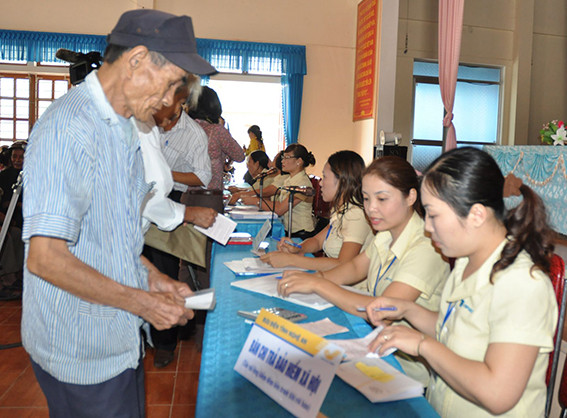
[21,71,151,384]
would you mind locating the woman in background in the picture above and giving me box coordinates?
[261,150,372,271]
[367,147,557,417]
[242,150,271,187]
[243,125,265,156]
[188,86,245,191]
[250,144,316,239]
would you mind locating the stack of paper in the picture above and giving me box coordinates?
[230,208,277,220]
[230,274,333,311]
[336,357,424,402]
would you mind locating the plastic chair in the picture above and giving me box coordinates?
[308,175,331,219]
[546,254,566,417]
[309,175,331,236]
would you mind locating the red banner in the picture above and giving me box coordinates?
[353,0,378,121]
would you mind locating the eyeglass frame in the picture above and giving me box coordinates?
[281,154,298,160]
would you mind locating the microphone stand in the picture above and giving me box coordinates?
[258,176,264,211]
[287,191,295,238]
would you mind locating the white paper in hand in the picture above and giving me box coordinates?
[184,288,216,310]
[194,214,237,245]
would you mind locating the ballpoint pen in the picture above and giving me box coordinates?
[356,306,397,312]
[273,237,302,249]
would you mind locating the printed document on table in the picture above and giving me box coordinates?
[224,257,308,275]
[231,274,333,311]
[194,214,237,245]
[337,357,424,402]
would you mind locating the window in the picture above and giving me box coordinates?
[0,71,70,146]
[411,61,502,172]
[208,75,285,184]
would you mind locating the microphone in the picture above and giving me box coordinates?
[280,186,316,196]
[253,167,277,180]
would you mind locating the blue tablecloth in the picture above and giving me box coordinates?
[196,230,439,417]
[484,145,567,235]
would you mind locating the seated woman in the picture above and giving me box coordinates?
[367,147,557,417]
[260,150,372,271]
[277,156,449,384]
[242,150,271,186]
[248,144,316,239]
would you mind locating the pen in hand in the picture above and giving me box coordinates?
[274,237,302,249]
[356,306,397,312]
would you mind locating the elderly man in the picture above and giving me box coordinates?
[22,10,216,417]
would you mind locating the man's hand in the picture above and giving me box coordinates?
[185,206,217,228]
[145,261,195,329]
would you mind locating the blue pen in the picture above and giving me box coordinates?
[274,237,302,249]
[356,306,397,312]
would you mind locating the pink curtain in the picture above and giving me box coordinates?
[438,0,465,151]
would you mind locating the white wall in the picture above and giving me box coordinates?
[1,0,566,166]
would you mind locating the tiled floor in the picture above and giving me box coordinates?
[0,298,201,418]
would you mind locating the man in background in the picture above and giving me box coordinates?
[145,79,213,368]
[22,10,216,417]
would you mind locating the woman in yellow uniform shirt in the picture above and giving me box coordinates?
[367,147,557,417]
[260,150,372,271]
[277,156,449,384]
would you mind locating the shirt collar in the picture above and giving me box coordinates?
[373,211,423,259]
[446,238,508,301]
[84,71,139,149]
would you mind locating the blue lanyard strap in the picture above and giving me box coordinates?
[441,299,462,330]
[324,225,333,243]
[372,256,397,296]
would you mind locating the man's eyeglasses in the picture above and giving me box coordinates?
[281,155,297,160]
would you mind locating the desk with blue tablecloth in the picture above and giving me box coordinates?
[484,145,567,235]
[196,220,439,417]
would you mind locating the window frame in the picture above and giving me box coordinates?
[411,63,503,148]
[0,64,70,144]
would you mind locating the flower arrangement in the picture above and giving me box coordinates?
[540,120,567,145]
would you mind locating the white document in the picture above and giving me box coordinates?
[327,327,396,361]
[224,257,308,275]
[336,357,424,402]
[184,288,216,310]
[230,274,333,311]
[194,214,237,245]
[299,318,349,337]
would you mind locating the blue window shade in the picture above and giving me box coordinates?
[0,30,306,144]
[0,29,107,63]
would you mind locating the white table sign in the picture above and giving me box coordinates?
[234,309,345,418]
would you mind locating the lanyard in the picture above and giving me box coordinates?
[373,256,397,296]
[441,300,461,331]
[324,225,333,243]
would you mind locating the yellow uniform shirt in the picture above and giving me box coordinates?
[244,137,265,156]
[365,211,449,384]
[428,240,557,417]
[322,204,372,258]
[278,171,315,233]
